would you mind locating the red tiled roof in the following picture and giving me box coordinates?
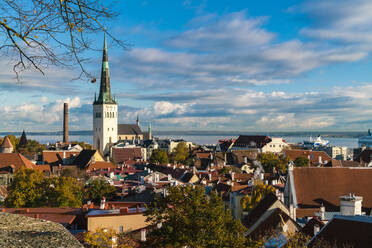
[1,136,13,148]
[1,208,82,226]
[34,164,51,174]
[285,149,331,166]
[0,153,34,170]
[42,151,80,165]
[293,167,372,211]
[112,147,142,163]
[87,161,116,171]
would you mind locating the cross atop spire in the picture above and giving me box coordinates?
[94,34,115,105]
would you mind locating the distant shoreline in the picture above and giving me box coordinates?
[0,130,367,138]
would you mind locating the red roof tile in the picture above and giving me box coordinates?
[1,136,13,148]
[293,167,372,211]
[42,151,80,165]
[112,148,142,163]
[0,153,34,170]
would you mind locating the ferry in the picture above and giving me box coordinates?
[303,135,329,148]
[358,129,372,148]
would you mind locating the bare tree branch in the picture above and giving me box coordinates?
[0,0,129,81]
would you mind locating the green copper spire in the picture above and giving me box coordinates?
[94,34,115,104]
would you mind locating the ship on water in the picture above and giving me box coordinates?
[303,135,329,148]
[358,129,372,148]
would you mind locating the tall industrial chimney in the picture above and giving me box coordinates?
[63,103,69,143]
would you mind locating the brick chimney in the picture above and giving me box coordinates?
[63,103,68,143]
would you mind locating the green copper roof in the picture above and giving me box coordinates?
[94,34,116,105]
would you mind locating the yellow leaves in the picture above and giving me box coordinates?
[41,24,46,28]
[34,35,38,39]
[241,180,276,211]
[3,18,6,23]
[84,228,117,248]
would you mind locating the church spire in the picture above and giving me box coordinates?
[95,34,115,104]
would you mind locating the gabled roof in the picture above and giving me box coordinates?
[118,124,142,136]
[1,136,13,149]
[243,193,278,228]
[73,150,98,168]
[247,208,293,238]
[292,167,372,212]
[233,135,271,149]
[0,153,34,170]
[308,215,372,247]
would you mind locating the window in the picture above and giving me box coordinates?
[119,226,123,233]
[108,128,109,131]
[95,112,101,118]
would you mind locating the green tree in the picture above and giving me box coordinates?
[47,177,83,207]
[170,142,189,163]
[60,167,88,180]
[145,185,247,248]
[149,149,169,165]
[294,157,310,167]
[85,178,116,204]
[18,139,46,156]
[5,168,83,207]
[257,153,288,174]
[241,181,276,211]
[5,168,45,207]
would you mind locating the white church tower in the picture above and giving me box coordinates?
[93,35,118,155]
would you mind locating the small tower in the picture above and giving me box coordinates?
[0,136,13,153]
[18,130,27,148]
[136,115,140,127]
[93,34,118,155]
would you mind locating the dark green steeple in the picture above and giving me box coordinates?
[94,34,116,105]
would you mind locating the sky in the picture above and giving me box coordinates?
[2,0,372,132]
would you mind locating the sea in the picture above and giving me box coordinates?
[0,131,361,148]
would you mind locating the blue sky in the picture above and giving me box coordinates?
[2,0,372,132]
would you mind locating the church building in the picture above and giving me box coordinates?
[93,35,118,155]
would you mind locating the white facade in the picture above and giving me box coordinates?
[93,103,118,155]
[262,137,288,153]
